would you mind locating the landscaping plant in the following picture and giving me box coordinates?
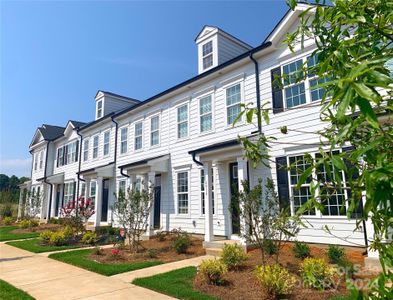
[199,259,228,285]
[3,216,13,225]
[82,231,97,245]
[327,245,346,264]
[293,241,311,259]
[173,230,191,254]
[112,183,154,254]
[60,196,95,234]
[220,243,248,270]
[300,257,336,290]
[254,264,296,299]
[39,230,53,244]
[49,231,66,246]
[92,246,102,255]
[146,248,158,258]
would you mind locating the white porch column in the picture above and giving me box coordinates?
[46,184,53,220]
[50,184,57,218]
[40,185,47,222]
[17,188,25,220]
[146,171,156,237]
[94,176,103,227]
[237,157,248,243]
[204,161,214,242]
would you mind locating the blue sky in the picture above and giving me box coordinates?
[0,0,288,177]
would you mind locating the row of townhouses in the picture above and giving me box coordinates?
[19,5,377,253]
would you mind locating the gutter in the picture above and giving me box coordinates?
[43,142,53,221]
[249,52,262,133]
[191,152,204,167]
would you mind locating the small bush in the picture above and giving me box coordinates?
[255,264,296,298]
[48,218,61,224]
[293,241,311,259]
[3,216,13,225]
[19,219,30,229]
[49,231,66,246]
[220,243,248,269]
[1,203,13,218]
[327,245,346,264]
[199,259,228,285]
[82,231,97,245]
[109,248,121,260]
[92,246,103,255]
[40,230,54,244]
[30,219,39,227]
[156,230,167,242]
[62,225,74,239]
[300,257,336,290]
[146,248,158,258]
[337,259,356,278]
[263,239,278,255]
[173,232,191,254]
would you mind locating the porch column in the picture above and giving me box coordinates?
[46,184,52,220]
[237,157,248,243]
[50,184,57,218]
[146,171,156,236]
[40,185,47,221]
[94,176,103,227]
[204,161,214,242]
[85,179,91,198]
[17,187,25,220]
[129,174,136,190]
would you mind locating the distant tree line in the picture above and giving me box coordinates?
[0,174,30,204]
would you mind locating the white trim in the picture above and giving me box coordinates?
[103,130,111,157]
[176,102,189,140]
[134,120,144,151]
[175,168,191,216]
[224,80,244,128]
[198,92,215,135]
[119,125,129,155]
[149,113,161,148]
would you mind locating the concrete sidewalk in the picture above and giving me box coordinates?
[0,243,174,300]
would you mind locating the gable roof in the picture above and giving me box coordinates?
[39,124,65,140]
[95,90,140,103]
[69,120,86,129]
[195,25,252,49]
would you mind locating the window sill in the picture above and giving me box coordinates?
[176,136,190,142]
[198,130,215,137]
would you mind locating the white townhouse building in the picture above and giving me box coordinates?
[22,4,377,251]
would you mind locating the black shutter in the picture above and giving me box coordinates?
[276,156,290,210]
[75,141,79,162]
[73,182,76,201]
[63,145,67,165]
[271,67,283,114]
[61,183,65,207]
[57,148,60,167]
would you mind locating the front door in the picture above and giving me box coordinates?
[101,179,109,222]
[153,175,161,229]
[229,162,240,234]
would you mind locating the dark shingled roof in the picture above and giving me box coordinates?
[69,120,87,129]
[39,124,65,141]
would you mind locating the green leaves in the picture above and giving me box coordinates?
[355,97,379,129]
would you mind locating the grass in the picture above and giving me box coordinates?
[0,226,39,242]
[133,266,217,300]
[49,249,163,276]
[6,238,83,253]
[0,279,35,300]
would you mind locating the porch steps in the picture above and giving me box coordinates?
[203,239,245,256]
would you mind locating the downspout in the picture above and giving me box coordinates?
[191,151,204,167]
[249,52,262,133]
[43,141,53,221]
[120,167,130,178]
[76,128,84,198]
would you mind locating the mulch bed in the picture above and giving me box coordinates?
[194,243,371,300]
[90,234,205,264]
[11,223,63,234]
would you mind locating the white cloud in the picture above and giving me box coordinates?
[0,158,31,177]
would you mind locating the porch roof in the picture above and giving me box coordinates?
[188,138,239,155]
[118,154,170,173]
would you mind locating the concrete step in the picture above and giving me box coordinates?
[205,248,222,256]
[203,239,243,250]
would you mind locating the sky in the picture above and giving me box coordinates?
[0,0,288,177]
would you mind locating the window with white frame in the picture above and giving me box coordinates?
[97,100,103,119]
[34,153,38,170]
[90,181,96,205]
[150,116,160,146]
[69,141,78,163]
[93,135,99,159]
[39,151,44,169]
[134,122,143,150]
[283,59,306,108]
[199,95,212,132]
[103,131,110,156]
[63,182,75,206]
[80,182,86,197]
[120,127,128,154]
[226,83,241,125]
[307,53,330,102]
[177,104,188,139]
[200,169,215,215]
[135,178,142,192]
[57,147,64,167]
[118,180,126,196]
[202,41,213,70]
[83,139,89,161]
[177,171,189,214]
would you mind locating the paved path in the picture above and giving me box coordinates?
[0,243,174,300]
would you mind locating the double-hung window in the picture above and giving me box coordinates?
[200,169,215,215]
[34,153,38,170]
[57,147,64,167]
[307,53,329,102]
[134,122,143,150]
[150,116,160,146]
[118,180,126,196]
[83,139,89,161]
[177,172,189,214]
[202,41,213,70]
[69,141,77,163]
[120,127,128,154]
[226,84,241,125]
[93,135,99,159]
[90,181,96,207]
[97,100,103,119]
[177,104,188,139]
[200,95,212,132]
[64,182,75,206]
[283,59,306,108]
[103,131,110,156]
[80,182,86,197]
[39,151,44,169]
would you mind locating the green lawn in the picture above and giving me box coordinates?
[0,226,39,242]
[0,279,35,300]
[49,249,163,276]
[133,266,217,300]
[6,238,83,253]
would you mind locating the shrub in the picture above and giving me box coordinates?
[327,245,346,264]
[3,216,13,225]
[19,219,30,229]
[1,203,13,218]
[146,248,158,258]
[220,243,248,269]
[300,258,336,290]
[199,259,228,285]
[62,225,74,239]
[92,246,103,255]
[173,232,191,254]
[109,248,121,260]
[49,231,66,246]
[293,241,311,259]
[255,264,296,298]
[337,259,356,278]
[82,231,97,245]
[156,230,167,242]
[263,239,278,255]
[40,230,54,244]
[29,219,39,227]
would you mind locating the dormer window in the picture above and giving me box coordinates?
[202,41,213,70]
[97,100,103,119]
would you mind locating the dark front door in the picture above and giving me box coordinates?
[153,175,161,229]
[55,186,60,217]
[101,179,109,222]
[229,162,240,234]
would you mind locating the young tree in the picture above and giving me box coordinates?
[112,183,154,254]
[25,190,42,220]
[60,197,95,233]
